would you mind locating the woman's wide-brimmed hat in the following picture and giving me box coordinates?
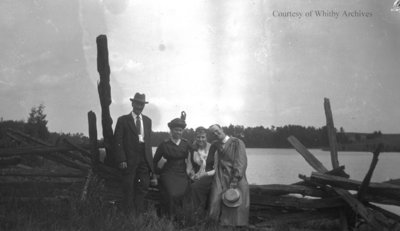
[130,93,148,104]
[168,118,186,129]
[222,188,242,208]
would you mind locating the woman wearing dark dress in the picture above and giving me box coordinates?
[153,117,192,218]
[186,127,216,215]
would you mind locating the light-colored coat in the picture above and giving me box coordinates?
[208,137,249,226]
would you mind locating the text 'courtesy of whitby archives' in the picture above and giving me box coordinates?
[272,10,373,19]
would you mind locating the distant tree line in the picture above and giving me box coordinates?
[0,104,380,149]
[151,125,338,148]
[0,104,88,148]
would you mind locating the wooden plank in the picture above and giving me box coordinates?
[310,172,400,205]
[7,128,51,146]
[5,132,25,145]
[324,98,339,169]
[332,187,384,230]
[0,196,70,203]
[310,172,400,192]
[36,153,90,172]
[96,35,114,167]
[80,169,94,201]
[287,136,328,173]
[0,147,90,171]
[62,138,91,159]
[0,157,21,167]
[5,129,92,166]
[358,144,383,201]
[0,146,90,157]
[0,168,85,178]
[250,194,346,209]
[367,203,400,223]
[250,184,328,198]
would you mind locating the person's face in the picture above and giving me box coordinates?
[210,125,225,141]
[171,127,184,140]
[132,101,145,115]
[195,132,207,148]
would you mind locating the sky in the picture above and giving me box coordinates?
[1,0,400,135]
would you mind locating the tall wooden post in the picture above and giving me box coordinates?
[96,35,114,166]
[324,98,339,169]
[88,111,99,168]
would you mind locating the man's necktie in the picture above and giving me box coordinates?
[136,115,141,135]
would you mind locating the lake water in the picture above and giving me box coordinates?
[246,148,400,215]
[246,148,400,185]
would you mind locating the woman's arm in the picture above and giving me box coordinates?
[186,151,195,178]
[231,139,247,186]
[153,143,164,174]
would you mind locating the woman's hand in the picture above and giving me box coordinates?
[193,172,207,180]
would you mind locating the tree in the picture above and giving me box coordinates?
[25,104,49,140]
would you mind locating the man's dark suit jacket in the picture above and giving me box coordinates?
[114,113,154,173]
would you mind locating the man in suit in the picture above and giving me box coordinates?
[114,92,154,214]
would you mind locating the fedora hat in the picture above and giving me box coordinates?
[130,93,148,104]
[222,188,242,208]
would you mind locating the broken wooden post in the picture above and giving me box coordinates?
[88,111,99,169]
[96,35,114,167]
[324,98,339,169]
[287,135,328,173]
[358,143,383,201]
[80,169,93,201]
[333,187,385,230]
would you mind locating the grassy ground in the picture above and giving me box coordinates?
[1,198,247,231]
[0,177,342,231]
[1,195,343,231]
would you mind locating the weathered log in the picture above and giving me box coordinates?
[0,157,21,167]
[6,129,92,166]
[310,172,400,192]
[358,144,383,201]
[0,146,90,171]
[326,165,349,178]
[367,203,400,223]
[88,111,100,166]
[5,132,25,145]
[250,194,346,209]
[80,169,94,201]
[332,187,385,230]
[324,98,339,169]
[287,136,328,173]
[0,196,70,203]
[0,168,85,178]
[62,138,92,159]
[294,166,349,187]
[250,184,328,198]
[7,128,50,146]
[43,154,90,172]
[0,146,91,157]
[96,35,114,167]
[310,172,400,205]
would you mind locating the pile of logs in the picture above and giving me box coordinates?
[0,126,117,202]
[249,137,400,230]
